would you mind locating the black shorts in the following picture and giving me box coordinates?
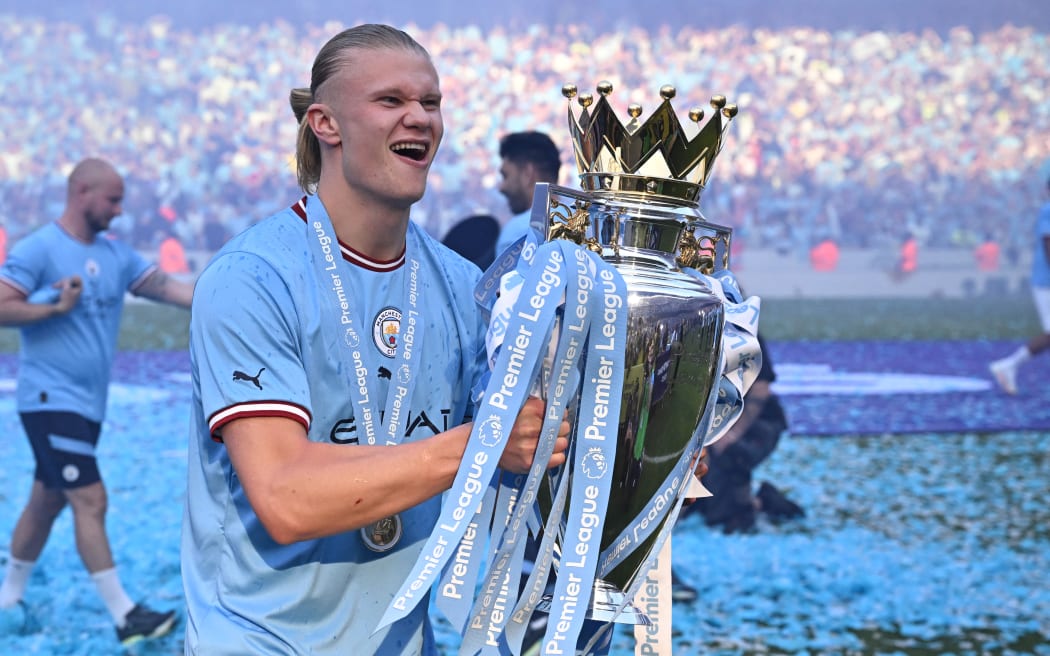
[20,411,102,489]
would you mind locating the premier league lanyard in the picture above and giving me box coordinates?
[302,195,424,446]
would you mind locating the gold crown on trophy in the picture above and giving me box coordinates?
[562,81,737,206]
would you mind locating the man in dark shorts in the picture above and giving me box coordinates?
[0,158,194,646]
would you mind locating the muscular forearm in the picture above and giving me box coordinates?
[135,270,194,308]
[225,398,562,544]
[229,419,471,544]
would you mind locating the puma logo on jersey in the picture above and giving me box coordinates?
[233,368,266,390]
[378,366,392,380]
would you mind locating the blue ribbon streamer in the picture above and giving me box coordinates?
[379,240,569,631]
[537,249,628,655]
[461,240,594,655]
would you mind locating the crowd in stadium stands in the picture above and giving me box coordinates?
[0,15,1045,266]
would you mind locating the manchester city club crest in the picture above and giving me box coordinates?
[372,307,401,358]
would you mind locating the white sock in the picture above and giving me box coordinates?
[1006,346,1032,368]
[999,348,1033,369]
[90,568,135,626]
[0,557,35,609]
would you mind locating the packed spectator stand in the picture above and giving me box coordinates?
[0,7,1046,271]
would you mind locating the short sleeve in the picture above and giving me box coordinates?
[119,242,156,293]
[191,250,312,437]
[0,231,48,296]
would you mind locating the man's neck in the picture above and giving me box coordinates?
[57,213,95,243]
[316,187,409,262]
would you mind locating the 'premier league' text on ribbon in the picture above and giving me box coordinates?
[439,521,479,601]
[456,243,594,656]
[487,249,563,412]
[582,269,622,442]
[384,258,420,445]
[313,218,376,442]
[380,242,568,632]
[543,257,626,655]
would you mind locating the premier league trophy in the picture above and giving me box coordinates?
[381,81,760,656]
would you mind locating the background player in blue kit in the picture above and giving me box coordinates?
[181,24,570,655]
[495,130,562,258]
[0,157,194,646]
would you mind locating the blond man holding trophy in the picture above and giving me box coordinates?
[181,24,570,655]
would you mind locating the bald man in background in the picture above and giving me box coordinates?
[0,158,194,646]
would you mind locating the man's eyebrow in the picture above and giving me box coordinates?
[369,85,442,100]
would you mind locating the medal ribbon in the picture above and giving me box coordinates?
[302,195,423,447]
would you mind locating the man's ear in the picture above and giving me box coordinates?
[307,104,341,146]
[526,162,543,186]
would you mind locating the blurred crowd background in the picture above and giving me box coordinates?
[0,0,1046,272]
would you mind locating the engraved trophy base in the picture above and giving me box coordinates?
[535,578,652,626]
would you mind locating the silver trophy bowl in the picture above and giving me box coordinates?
[531,182,726,624]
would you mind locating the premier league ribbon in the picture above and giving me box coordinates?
[434,226,546,637]
[537,252,627,655]
[462,239,630,656]
[380,229,634,656]
[379,208,761,656]
[379,238,573,631]
[458,241,593,655]
[683,268,762,448]
[303,195,425,449]
[594,266,763,656]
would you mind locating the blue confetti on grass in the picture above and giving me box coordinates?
[0,346,1047,654]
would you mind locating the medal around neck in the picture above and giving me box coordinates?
[361,514,402,553]
[302,197,426,555]
[380,81,761,656]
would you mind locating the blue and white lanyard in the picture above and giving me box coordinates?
[302,195,423,445]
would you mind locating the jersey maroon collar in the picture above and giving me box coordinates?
[292,197,405,272]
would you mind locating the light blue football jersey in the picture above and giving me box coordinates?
[183,197,487,655]
[0,222,153,422]
[496,209,531,258]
